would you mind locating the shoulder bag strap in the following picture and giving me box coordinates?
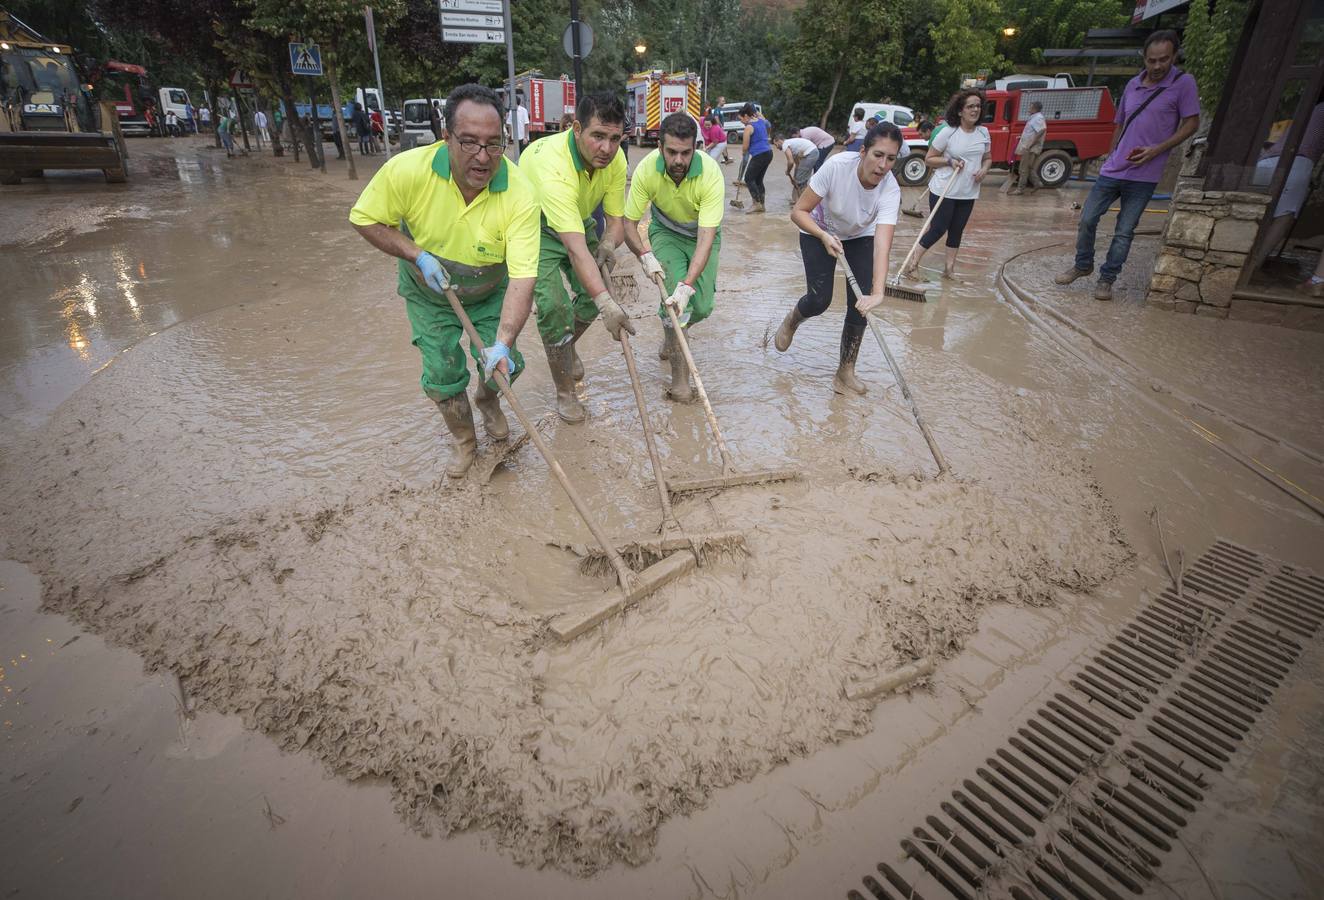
[1118,85,1168,143]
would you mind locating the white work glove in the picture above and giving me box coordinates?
[594,238,618,273]
[638,251,665,280]
[664,282,695,326]
[593,290,636,341]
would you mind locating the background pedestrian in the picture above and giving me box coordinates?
[905,90,991,281]
[737,103,772,213]
[1009,100,1046,194]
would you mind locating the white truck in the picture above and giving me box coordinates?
[401,97,444,150]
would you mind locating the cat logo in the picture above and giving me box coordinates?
[23,103,62,115]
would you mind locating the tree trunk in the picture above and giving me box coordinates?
[205,77,222,149]
[308,83,327,171]
[325,44,357,181]
[820,53,845,130]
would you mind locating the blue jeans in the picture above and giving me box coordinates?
[1074,175,1156,282]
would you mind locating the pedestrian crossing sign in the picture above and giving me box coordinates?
[289,42,323,76]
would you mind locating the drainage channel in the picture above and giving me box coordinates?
[847,539,1324,900]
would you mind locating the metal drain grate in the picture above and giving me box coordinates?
[848,540,1324,900]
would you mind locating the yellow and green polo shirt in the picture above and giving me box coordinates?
[516,128,627,234]
[624,148,724,231]
[348,142,539,278]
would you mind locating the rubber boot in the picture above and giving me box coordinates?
[658,332,670,361]
[570,319,591,382]
[664,325,696,402]
[436,393,478,477]
[544,341,586,423]
[774,305,805,352]
[473,378,509,441]
[832,323,868,396]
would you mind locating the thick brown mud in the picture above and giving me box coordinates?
[2,137,1322,894]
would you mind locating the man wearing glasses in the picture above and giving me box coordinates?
[350,84,539,478]
[517,91,633,424]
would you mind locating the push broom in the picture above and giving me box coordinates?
[885,161,961,303]
[575,266,747,576]
[433,278,694,642]
[837,256,950,477]
[651,273,800,495]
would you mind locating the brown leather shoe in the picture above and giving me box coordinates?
[1054,265,1093,285]
[1093,280,1114,301]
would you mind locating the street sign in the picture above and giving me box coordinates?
[229,69,255,89]
[562,21,593,58]
[440,0,503,11]
[442,27,505,44]
[289,42,323,76]
[441,12,505,28]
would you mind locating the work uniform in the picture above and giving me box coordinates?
[625,148,725,326]
[518,129,627,345]
[348,142,539,402]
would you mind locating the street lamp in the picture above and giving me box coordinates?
[1002,26,1018,37]
[634,43,647,56]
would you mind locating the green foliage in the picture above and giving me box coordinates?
[928,0,1006,82]
[998,0,1130,65]
[1182,0,1248,112]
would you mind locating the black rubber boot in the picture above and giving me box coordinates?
[544,340,586,423]
[570,318,591,382]
[663,326,696,402]
[775,305,805,352]
[435,393,478,477]
[832,322,868,395]
[472,378,509,441]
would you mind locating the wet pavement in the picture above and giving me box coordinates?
[1,135,1322,898]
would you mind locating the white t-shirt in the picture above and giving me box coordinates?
[784,137,817,160]
[929,125,991,200]
[254,110,268,129]
[847,118,867,141]
[507,105,530,140]
[803,150,901,240]
[1016,111,1046,154]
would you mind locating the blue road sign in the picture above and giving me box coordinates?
[289,42,323,77]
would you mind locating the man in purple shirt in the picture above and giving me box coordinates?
[1056,30,1200,300]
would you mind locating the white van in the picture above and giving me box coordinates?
[402,97,444,150]
[849,102,916,128]
[994,73,1075,91]
[158,86,192,123]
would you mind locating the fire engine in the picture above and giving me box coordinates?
[625,70,701,146]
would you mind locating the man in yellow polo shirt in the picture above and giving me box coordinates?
[349,84,539,477]
[518,91,633,423]
[623,112,725,402]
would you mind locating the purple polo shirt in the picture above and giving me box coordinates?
[1100,65,1200,183]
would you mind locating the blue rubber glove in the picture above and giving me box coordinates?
[415,251,450,293]
[481,340,518,379]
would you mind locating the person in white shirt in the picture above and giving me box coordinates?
[164,110,179,137]
[506,96,531,151]
[198,105,211,132]
[903,89,992,281]
[774,121,903,396]
[845,108,867,151]
[1010,100,1046,195]
[254,108,270,148]
[776,135,819,202]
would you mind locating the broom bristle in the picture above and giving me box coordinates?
[576,532,749,576]
[885,283,928,303]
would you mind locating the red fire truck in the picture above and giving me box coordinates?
[896,86,1117,189]
[626,70,701,146]
[500,71,575,136]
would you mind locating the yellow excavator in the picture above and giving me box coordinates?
[0,10,128,184]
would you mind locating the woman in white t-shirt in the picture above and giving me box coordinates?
[901,90,991,281]
[774,122,903,396]
[845,108,868,151]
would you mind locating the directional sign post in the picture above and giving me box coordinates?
[438,0,519,159]
[289,42,323,77]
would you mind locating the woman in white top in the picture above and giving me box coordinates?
[845,108,868,151]
[774,122,903,395]
[902,90,992,281]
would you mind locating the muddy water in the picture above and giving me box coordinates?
[2,138,1322,896]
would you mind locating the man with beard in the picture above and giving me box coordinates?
[518,91,634,422]
[621,112,725,402]
[349,84,539,477]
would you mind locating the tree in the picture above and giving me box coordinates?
[928,0,1006,86]
[1182,0,1249,113]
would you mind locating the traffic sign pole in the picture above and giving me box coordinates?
[365,5,391,158]
[569,0,583,91]
[502,0,518,160]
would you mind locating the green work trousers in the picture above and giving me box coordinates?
[533,225,602,346]
[398,262,524,402]
[649,222,720,326]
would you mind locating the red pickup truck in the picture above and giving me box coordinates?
[897,86,1117,189]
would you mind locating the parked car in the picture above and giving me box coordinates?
[717,101,761,143]
[850,102,915,128]
[894,86,1117,188]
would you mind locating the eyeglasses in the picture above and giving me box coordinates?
[455,139,507,157]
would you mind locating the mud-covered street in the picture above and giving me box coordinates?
[3,136,1323,898]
